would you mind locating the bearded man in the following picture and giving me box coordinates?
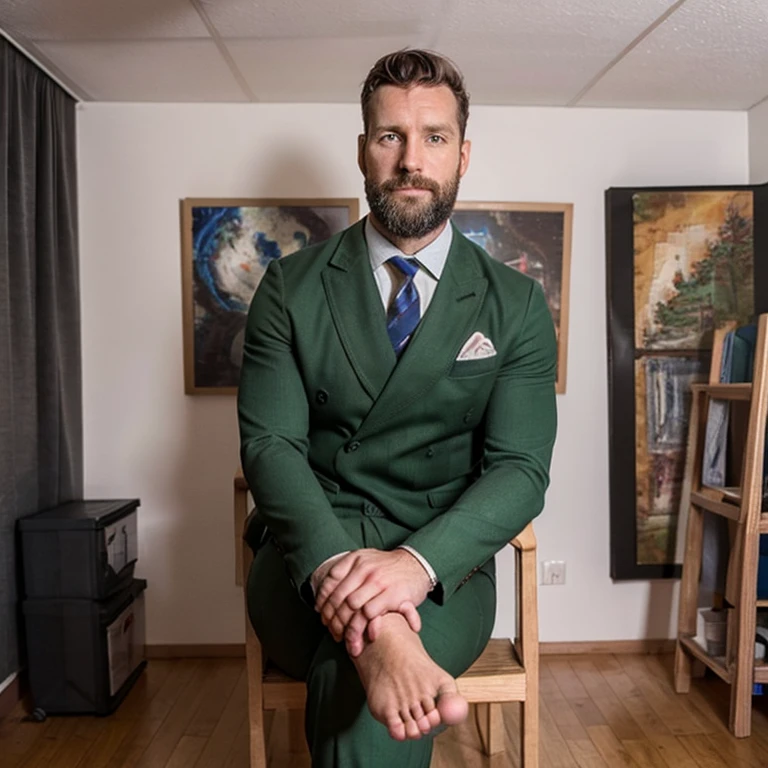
[238,48,557,768]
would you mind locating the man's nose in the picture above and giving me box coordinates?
[398,140,423,174]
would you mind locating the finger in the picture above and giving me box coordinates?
[331,601,356,630]
[315,554,358,611]
[398,601,422,633]
[362,590,407,621]
[329,620,343,642]
[345,610,370,644]
[367,614,384,641]
[328,553,358,581]
[345,632,365,658]
[344,580,384,612]
[320,571,371,622]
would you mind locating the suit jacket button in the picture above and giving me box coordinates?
[346,441,361,453]
[426,447,435,458]
[316,390,328,405]
[463,409,474,423]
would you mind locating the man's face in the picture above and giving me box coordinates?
[358,84,471,241]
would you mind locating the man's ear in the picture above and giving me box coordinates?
[357,134,367,176]
[459,139,471,178]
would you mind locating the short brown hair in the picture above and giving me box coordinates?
[360,49,470,139]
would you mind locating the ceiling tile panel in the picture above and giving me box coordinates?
[0,0,209,40]
[435,0,679,105]
[227,37,423,102]
[200,0,442,40]
[579,0,768,109]
[36,40,247,101]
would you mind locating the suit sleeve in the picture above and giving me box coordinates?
[403,280,557,603]
[238,259,358,596]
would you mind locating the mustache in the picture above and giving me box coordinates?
[380,174,440,195]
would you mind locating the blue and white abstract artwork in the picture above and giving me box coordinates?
[184,201,355,390]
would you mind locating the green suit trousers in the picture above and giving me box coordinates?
[247,505,496,768]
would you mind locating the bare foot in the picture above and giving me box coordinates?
[352,612,468,741]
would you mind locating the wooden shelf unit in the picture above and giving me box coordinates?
[674,315,768,738]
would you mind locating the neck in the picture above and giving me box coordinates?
[367,214,448,256]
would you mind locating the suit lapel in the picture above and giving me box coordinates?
[357,225,488,436]
[322,221,396,401]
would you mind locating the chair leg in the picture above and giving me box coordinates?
[287,708,306,754]
[475,702,505,756]
[487,703,504,755]
[246,617,268,767]
[518,543,539,768]
[243,542,268,768]
[521,684,539,767]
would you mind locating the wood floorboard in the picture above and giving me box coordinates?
[5,653,768,766]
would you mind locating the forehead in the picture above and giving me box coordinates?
[367,84,460,131]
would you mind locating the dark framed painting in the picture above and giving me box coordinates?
[606,183,768,579]
[180,198,359,394]
[452,201,573,394]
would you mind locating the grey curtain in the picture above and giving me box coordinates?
[0,38,82,684]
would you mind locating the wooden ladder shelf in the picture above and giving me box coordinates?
[675,313,768,738]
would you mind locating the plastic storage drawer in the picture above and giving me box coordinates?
[19,499,140,599]
[22,578,147,716]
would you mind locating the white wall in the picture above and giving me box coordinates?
[77,102,748,645]
[749,99,768,183]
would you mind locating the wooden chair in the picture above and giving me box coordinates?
[234,470,539,766]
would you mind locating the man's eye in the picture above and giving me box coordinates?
[428,135,445,144]
[381,133,399,142]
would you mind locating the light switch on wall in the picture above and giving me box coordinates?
[541,560,566,585]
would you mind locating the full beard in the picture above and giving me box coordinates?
[364,170,460,241]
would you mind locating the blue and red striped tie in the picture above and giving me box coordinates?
[386,256,421,358]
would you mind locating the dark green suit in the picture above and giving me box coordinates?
[238,219,557,766]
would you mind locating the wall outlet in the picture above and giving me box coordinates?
[541,560,566,585]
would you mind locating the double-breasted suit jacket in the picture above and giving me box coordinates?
[238,218,557,604]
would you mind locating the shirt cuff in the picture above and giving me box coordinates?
[310,551,350,596]
[397,545,438,592]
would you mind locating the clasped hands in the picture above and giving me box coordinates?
[314,548,432,657]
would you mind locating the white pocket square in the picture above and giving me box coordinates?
[457,332,496,361]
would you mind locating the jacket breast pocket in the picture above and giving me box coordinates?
[448,355,498,379]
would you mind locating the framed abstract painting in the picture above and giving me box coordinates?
[180,198,359,394]
[452,201,573,394]
[606,183,768,579]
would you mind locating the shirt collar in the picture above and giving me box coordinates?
[364,216,452,280]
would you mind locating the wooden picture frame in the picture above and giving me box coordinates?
[451,201,573,394]
[180,197,359,394]
[606,183,768,580]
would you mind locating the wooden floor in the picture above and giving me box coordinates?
[5,653,768,767]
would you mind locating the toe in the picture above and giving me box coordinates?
[411,703,431,735]
[386,714,406,742]
[425,707,441,730]
[436,687,468,726]
[415,714,433,734]
[410,703,425,722]
[402,713,421,740]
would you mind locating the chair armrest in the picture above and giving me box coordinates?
[510,523,536,552]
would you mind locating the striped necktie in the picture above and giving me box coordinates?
[386,256,421,357]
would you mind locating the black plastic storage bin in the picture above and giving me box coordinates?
[19,499,140,599]
[23,578,147,716]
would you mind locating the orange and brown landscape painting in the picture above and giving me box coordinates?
[633,190,753,352]
[631,190,753,565]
